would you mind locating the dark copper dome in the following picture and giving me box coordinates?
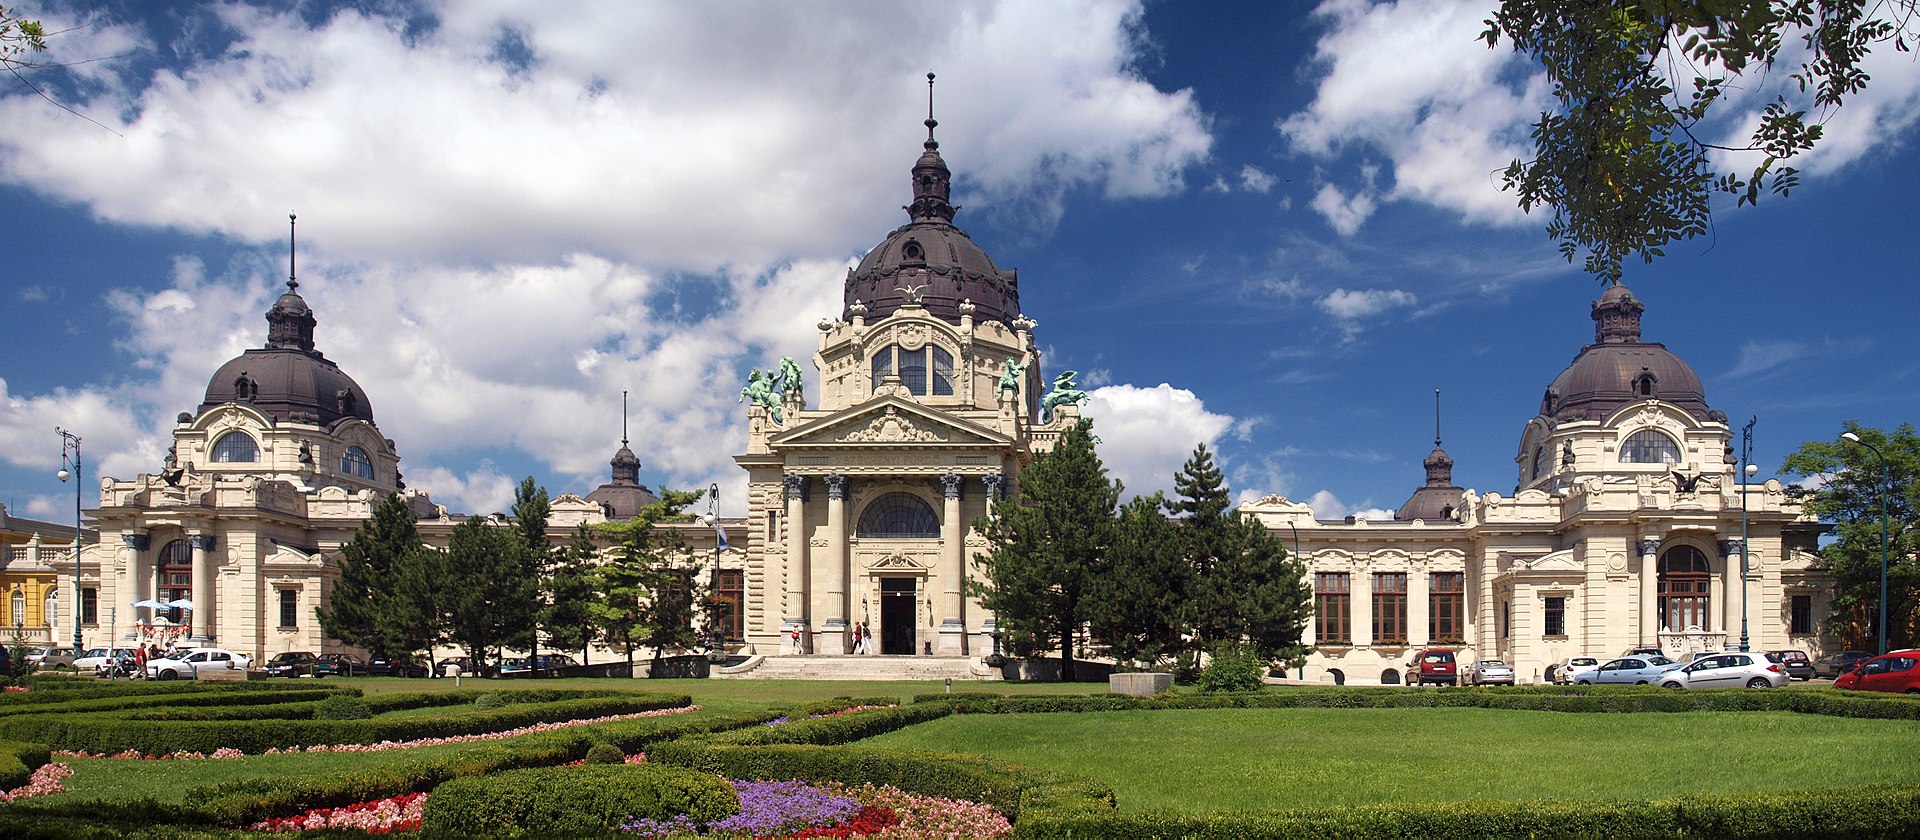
[1396,446,1463,521]
[199,282,375,427]
[844,93,1020,326]
[1538,285,1711,423]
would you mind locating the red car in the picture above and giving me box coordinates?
[1410,649,1459,686]
[1834,650,1920,694]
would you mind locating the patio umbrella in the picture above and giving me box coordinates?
[166,598,195,611]
[132,599,168,609]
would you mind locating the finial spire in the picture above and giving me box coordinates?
[288,212,299,292]
[924,71,938,149]
[621,389,629,447]
[1434,388,1442,447]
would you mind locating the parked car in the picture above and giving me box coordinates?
[24,646,75,669]
[1620,645,1666,658]
[1814,650,1874,679]
[1834,650,1920,694]
[366,654,429,678]
[499,653,579,674]
[1466,659,1515,686]
[263,651,321,678]
[1687,650,1722,662]
[73,647,139,674]
[1581,655,1683,685]
[309,653,365,678]
[1554,657,1601,684]
[148,647,250,680]
[1409,649,1459,686]
[438,656,490,677]
[1657,652,1786,690]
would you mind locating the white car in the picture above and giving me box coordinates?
[73,647,139,673]
[148,648,251,680]
[1658,652,1787,690]
[1580,655,1684,685]
[1555,656,1601,684]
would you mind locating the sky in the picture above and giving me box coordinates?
[2,0,1917,524]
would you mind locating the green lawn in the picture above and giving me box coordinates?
[859,706,1920,812]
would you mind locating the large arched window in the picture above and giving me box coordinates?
[870,345,955,396]
[1658,545,1711,631]
[1531,444,1552,482]
[856,492,941,538]
[211,431,260,463]
[1620,430,1681,464]
[341,445,373,479]
[158,538,193,625]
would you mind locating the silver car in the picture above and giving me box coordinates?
[1556,657,1601,684]
[148,647,251,680]
[1581,655,1682,685]
[1658,652,1787,690]
[1467,659,1515,685]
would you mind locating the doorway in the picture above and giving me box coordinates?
[879,577,917,655]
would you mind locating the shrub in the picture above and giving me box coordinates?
[312,695,373,720]
[1196,646,1266,693]
[585,742,624,764]
[474,692,508,710]
[419,764,737,838]
[0,739,51,790]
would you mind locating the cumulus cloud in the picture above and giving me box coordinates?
[1318,287,1417,319]
[1239,164,1276,193]
[1304,489,1392,522]
[1309,181,1377,236]
[1080,383,1234,501]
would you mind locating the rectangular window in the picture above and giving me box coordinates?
[79,587,98,625]
[1372,573,1408,645]
[1790,594,1813,635]
[767,510,778,542]
[279,589,299,628]
[1314,572,1350,645]
[1544,596,1566,637]
[716,570,745,641]
[1429,572,1464,642]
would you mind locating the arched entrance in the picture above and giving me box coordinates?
[1659,545,1712,631]
[878,577,919,655]
[1381,668,1401,685]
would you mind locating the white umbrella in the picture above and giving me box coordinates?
[166,598,195,611]
[132,599,168,609]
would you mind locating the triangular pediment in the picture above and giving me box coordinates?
[772,397,1011,449]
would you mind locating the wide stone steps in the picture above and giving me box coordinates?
[715,654,1000,681]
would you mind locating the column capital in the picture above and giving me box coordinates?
[782,473,808,500]
[824,473,848,500]
[189,534,217,552]
[980,473,1007,499]
[121,533,150,551]
[939,472,964,500]
[1636,538,1662,557]
[1717,538,1746,558]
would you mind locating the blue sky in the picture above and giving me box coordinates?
[3,0,1917,522]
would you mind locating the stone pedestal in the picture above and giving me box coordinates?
[1108,672,1172,697]
[815,620,849,655]
[937,619,966,655]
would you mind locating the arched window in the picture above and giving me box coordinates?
[341,446,373,479]
[856,492,941,538]
[44,588,56,628]
[159,539,193,625]
[1380,668,1402,685]
[870,344,955,396]
[1659,546,1711,631]
[9,590,23,626]
[211,431,259,463]
[1620,430,1681,464]
[1531,444,1552,482]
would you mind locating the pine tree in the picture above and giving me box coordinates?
[1172,443,1312,665]
[1175,444,1236,651]
[443,516,537,671]
[542,524,601,663]
[318,492,425,658]
[511,477,552,669]
[591,489,705,665]
[1087,492,1189,667]
[970,419,1119,681]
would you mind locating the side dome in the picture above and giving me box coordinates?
[199,281,376,427]
[1538,285,1711,423]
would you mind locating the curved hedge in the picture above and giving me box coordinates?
[419,763,737,838]
[0,738,51,790]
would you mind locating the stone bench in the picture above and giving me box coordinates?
[1108,672,1172,697]
[195,667,257,682]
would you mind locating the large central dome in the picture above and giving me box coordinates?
[843,85,1020,326]
[199,281,375,427]
[1539,285,1712,423]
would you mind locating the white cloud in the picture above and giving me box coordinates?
[1080,383,1234,501]
[1318,288,1417,319]
[1303,489,1391,522]
[1239,164,1276,193]
[1309,182,1377,236]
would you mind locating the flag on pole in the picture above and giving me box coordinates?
[715,518,729,552]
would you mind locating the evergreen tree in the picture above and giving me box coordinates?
[443,516,537,671]
[591,489,704,664]
[318,492,426,658]
[543,524,601,663]
[1086,492,1189,667]
[1173,444,1235,651]
[511,477,553,668]
[1172,443,1312,665]
[1782,423,1920,650]
[970,419,1119,681]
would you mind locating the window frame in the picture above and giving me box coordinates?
[211,431,260,463]
[1314,572,1351,645]
[1543,595,1567,637]
[1372,572,1408,645]
[278,589,299,629]
[341,445,374,479]
[1619,429,1682,465]
[1429,572,1464,643]
[855,492,942,539]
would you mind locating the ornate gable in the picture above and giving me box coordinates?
[772,398,1010,449]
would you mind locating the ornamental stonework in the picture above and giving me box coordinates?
[838,407,948,443]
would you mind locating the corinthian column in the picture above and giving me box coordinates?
[189,534,216,643]
[782,474,808,650]
[938,472,966,655]
[815,474,849,653]
[1638,538,1661,647]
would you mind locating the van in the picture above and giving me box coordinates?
[1411,648,1458,686]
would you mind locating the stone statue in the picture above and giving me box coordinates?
[739,368,784,424]
[776,355,805,405]
[1040,370,1089,422]
[997,357,1028,396]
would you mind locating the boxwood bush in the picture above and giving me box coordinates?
[0,738,51,789]
[419,764,737,838]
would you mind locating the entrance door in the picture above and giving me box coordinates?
[879,577,917,655]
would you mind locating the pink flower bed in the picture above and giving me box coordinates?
[246,791,427,834]
[0,762,73,803]
[54,705,698,760]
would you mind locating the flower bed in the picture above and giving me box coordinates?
[765,704,897,727]
[246,791,426,834]
[620,779,1009,839]
[0,762,72,803]
[53,705,699,760]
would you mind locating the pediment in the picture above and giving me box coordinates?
[771,398,1010,449]
[1521,548,1582,573]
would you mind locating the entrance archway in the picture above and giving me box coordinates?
[879,577,918,655]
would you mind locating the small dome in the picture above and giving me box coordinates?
[586,443,658,521]
[1396,446,1462,521]
[200,283,374,427]
[1538,285,1710,423]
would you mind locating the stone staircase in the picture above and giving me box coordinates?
[715,654,1001,681]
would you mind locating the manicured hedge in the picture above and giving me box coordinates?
[419,763,738,838]
[0,738,51,789]
[0,684,348,716]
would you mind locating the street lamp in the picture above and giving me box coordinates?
[55,427,83,654]
[1840,431,1891,655]
[703,483,726,662]
[1738,417,1757,653]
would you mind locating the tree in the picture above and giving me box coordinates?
[442,516,538,671]
[1085,492,1189,667]
[511,477,553,669]
[318,493,430,659]
[1781,422,1920,650]
[0,5,46,72]
[1484,1,1919,283]
[970,419,1120,681]
[591,489,705,665]
[543,524,602,663]
[1171,444,1312,666]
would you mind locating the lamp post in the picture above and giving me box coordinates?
[55,427,83,654]
[1738,417,1757,653]
[1840,431,1890,655]
[703,483,726,662]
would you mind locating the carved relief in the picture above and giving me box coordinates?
[868,553,929,570]
[839,407,949,443]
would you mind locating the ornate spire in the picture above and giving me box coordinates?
[610,388,641,484]
[906,71,956,223]
[1592,284,1644,344]
[1424,388,1453,487]
[265,213,317,353]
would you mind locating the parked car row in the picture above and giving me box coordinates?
[1834,650,1920,694]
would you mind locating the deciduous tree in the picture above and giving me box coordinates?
[443,515,537,672]
[1782,423,1919,650]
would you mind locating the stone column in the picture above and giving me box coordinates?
[189,534,216,644]
[1638,538,1661,646]
[937,473,966,655]
[1352,569,1373,647]
[123,533,149,643]
[975,474,1006,652]
[781,474,809,652]
[1409,567,1430,647]
[814,474,849,654]
[1718,539,1743,644]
